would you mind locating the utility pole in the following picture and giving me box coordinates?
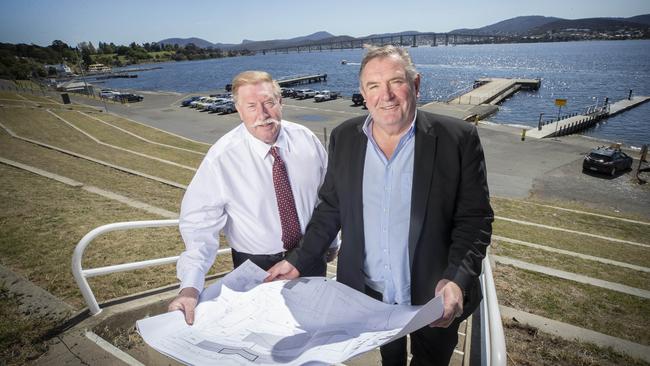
[75,48,90,96]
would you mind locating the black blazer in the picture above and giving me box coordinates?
[288,110,493,317]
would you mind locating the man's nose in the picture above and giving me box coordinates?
[258,104,271,119]
[379,83,394,100]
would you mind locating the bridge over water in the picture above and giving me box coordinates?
[258,33,512,54]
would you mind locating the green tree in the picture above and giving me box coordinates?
[81,48,93,68]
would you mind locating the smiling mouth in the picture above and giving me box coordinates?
[380,105,398,110]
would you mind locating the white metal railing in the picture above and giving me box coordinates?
[73,221,507,365]
[72,219,230,315]
[480,253,507,366]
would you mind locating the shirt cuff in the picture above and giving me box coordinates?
[329,235,340,249]
[179,268,206,294]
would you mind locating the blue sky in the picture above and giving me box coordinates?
[1,0,649,47]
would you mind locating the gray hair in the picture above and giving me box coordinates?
[231,70,281,104]
[359,45,418,84]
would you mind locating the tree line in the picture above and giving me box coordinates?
[0,40,253,80]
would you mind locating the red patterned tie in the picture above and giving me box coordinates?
[270,146,302,250]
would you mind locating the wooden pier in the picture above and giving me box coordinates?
[449,78,541,105]
[277,74,327,87]
[526,96,650,139]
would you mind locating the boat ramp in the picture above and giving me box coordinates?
[526,96,650,139]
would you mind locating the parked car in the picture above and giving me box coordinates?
[207,98,231,113]
[115,93,143,103]
[196,97,220,111]
[99,89,119,99]
[181,96,201,107]
[352,93,365,106]
[295,89,316,100]
[210,93,231,98]
[216,101,237,114]
[281,88,295,98]
[189,97,210,108]
[582,146,633,176]
[314,90,339,102]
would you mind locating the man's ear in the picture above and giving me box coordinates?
[414,73,421,99]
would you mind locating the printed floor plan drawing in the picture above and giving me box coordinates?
[138,260,444,365]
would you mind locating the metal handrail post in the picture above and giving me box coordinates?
[480,253,507,366]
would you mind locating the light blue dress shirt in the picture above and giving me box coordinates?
[362,115,415,305]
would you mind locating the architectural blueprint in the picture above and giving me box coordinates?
[137,260,444,365]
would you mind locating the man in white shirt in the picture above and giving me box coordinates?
[168,71,335,325]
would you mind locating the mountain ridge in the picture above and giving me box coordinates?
[158,14,650,49]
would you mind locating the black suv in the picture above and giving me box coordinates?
[116,93,144,103]
[352,93,365,107]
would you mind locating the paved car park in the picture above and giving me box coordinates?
[68,90,650,218]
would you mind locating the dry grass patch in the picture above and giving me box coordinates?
[0,129,183,212]
[90,111,210,153]
[54,110,203,167]
[13,92,60,104]
[503,320,649,366]
[0,91,28,101]
[491,239,650,290]
[494,264,650,345]
[493,220,650,268]
[0,165,205,309]
[13,80,43,90]
[0,99,34,108]
[0,108,194,185]
[492,197,650,243]
[0,285,57,365]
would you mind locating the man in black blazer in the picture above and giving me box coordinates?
[267,45,493,365]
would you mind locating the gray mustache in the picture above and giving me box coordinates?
[253,119,280,127]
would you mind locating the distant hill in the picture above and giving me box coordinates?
[626,14,650,25]
[158,13,650,51]
[452,16,562,35]
[451,14,650,36]
[531,17,650,33]
[159,31,339,51]
[228,31,342,50]
[362,30,422,38]
[158,37,221,48]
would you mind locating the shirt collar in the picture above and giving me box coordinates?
[361,113,417,145]
[244,121,289,159]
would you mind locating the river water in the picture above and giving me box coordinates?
[103,40,650,148]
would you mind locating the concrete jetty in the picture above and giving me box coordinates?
[527,96,650,139]
[420,78,541,122]
[449,78,541,106]
[277,74,327,87]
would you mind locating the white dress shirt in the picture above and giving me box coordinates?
[177,120,328,291]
